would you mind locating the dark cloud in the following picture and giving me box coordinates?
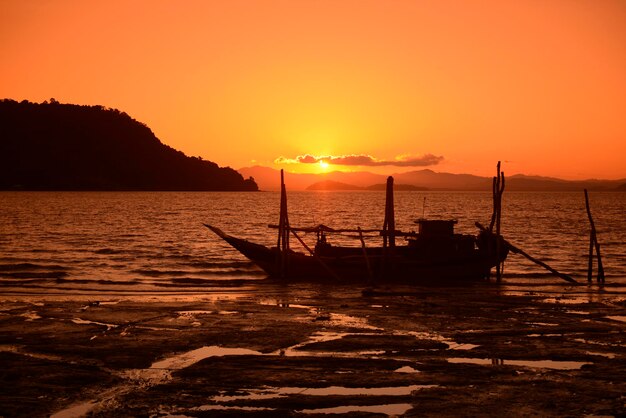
[276,153,443,167]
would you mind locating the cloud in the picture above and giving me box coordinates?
[274,153,443,167]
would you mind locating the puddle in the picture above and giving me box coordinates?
[212,384,437,402]
[258,300,381,331]
[276,331,348,354]
[258,299,309,309]
[541,297,590,305]
[71,318,118,331]
[327,312,381,330]
[123,346,264,387]
[299,403,413,416]
[52,345,265,418]
[0,345,65,361]
[151,346,262,371]
[191,405,274,412]
[273,331,388,358]
[402,331,479,351]
[20,311,41,321]
[394,365,420,373]
[586,351,617,359]
[573,338,624,349]
[566,310,589,315]
[177,310,213,316]
[176,310,238,317]
[606,315,626,323]
[447,357,590,370]
[134,325,181,332]
[50,401,98,418]
[528,322,559,327]
[286,304,314,310]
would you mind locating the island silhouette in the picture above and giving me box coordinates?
[0,99,258,191]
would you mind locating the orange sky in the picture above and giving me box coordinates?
[2,0,626,179]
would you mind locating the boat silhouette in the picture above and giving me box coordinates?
[205,172,508,283]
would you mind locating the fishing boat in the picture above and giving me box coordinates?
[205,172,510,284]
[205,222,507,283]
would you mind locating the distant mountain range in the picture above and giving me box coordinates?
[306,180,427,191]
[239,165,626,192]
[0,99,258,191]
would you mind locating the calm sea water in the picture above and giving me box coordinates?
[1,191,625,298]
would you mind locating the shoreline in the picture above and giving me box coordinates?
[1,282,625,417]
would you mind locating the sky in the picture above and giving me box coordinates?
[2,0,626,179]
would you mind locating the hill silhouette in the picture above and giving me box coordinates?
[240,166,625,191]
[0,99,258,191]
[365,183,428,191]
[306,180,363,190]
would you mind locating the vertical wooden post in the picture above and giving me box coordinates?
[381,176,395,278]
[489,176,498,231]
[383,176,395,248]
[584,189,605,284]
[595,230,605,284]
[277,169,290,278]
[490,162,505,282]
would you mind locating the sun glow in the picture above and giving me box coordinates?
[1,1,625,179]
[319,160,330,171]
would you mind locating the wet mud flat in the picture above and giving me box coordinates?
[1,282,626,417]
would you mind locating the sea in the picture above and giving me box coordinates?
[1,191,625,300]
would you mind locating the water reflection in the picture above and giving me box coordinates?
[298,403,414,415]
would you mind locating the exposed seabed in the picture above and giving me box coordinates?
[1,281,626,417]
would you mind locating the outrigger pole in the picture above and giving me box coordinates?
[476,222,578,284]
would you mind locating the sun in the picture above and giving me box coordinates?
[319,160,329,171]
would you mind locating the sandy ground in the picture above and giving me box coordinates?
[1,282,626,417]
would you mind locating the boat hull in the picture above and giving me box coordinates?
[206,225,508,284]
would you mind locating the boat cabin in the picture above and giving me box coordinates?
[415,219,457,237]
[408,219,475,256]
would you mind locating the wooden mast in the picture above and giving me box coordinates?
[277,169,290,278]
[382,176,396,248]
[381,176,395,278]
[489,162,505,282]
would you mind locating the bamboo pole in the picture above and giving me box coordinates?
[358,227,374,282]
[488,162,505,282]
[277,169,290,279]
[584,189,605,284]
[381,176,395,278]
[475,222,578,284]
[382,176,396,247]
[290,229,342,281]
[489,176,497,231]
